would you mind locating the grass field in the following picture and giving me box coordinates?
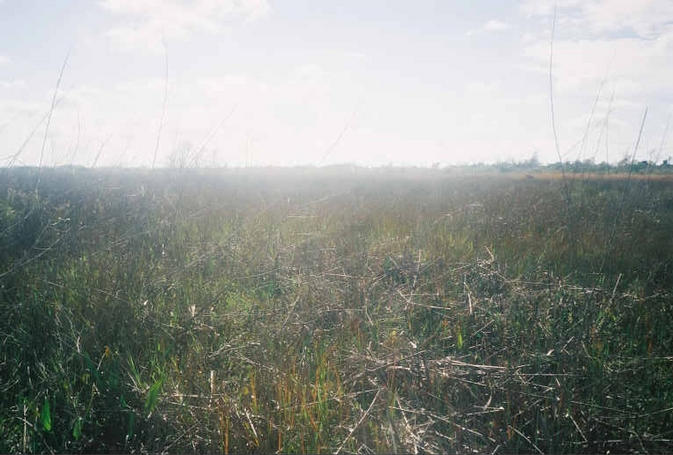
[1,166,673,453]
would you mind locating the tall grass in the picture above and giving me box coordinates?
[1,166,672,453]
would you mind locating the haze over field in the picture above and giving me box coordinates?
[1,0,672,167]
[3,3,673,452]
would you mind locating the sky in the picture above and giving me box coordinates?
[0,0,672,167]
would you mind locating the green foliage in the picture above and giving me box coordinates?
[72,417,83,440]
[1,167,672,453]
[41,398,52,432]
[145,378,164,417]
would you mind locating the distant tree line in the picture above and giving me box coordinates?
[452,155,673,174]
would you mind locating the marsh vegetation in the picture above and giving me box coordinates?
[1,166,672,453]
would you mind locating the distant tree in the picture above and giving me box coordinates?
[526,152,540,168]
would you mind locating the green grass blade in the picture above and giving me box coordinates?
[72,417,83,440]
[41,398,52,432]
[145,378,163,416]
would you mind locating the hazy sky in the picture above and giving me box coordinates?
[1,0,672,167]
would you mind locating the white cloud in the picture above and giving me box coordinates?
[483,19,511,32]
[520,0,673,38]
[0,79,25,89]
[342,51,369,61]
[0,55,9,65]
[520,0,673,100]
[0,99,41,118]
[516,0,673,162]
[100,0,271,51]
[0,61,366,167]
[467,19,511,36]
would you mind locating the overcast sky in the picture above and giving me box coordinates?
[1,0,672,167]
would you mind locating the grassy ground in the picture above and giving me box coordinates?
[1,166,672,453]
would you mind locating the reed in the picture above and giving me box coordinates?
[1,166,672,453]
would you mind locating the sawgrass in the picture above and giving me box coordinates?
[1,166,672,453]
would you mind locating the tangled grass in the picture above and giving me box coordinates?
[1,167,672,453]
